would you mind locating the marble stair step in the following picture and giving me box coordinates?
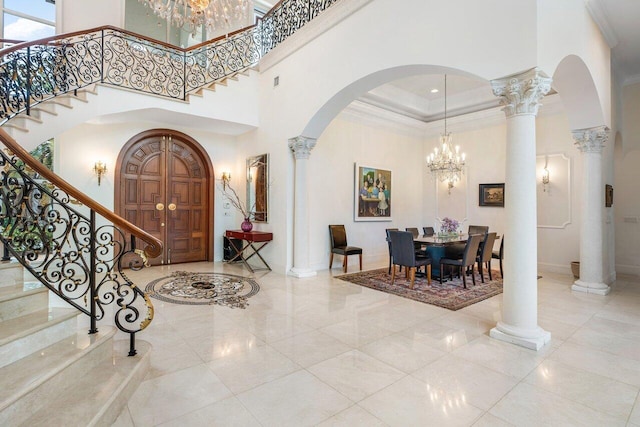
[20,339,151,427]
[0,282,47,322]
[0,307,79,368]
[0,261,25,288]
[0,327,115,420]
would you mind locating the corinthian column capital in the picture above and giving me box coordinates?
[572,126,609,154]
[288,136,317,160]
[491,68,552,118]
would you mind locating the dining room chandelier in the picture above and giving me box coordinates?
[138,0,251,34]
[426,74,466,194]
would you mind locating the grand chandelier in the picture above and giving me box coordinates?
[426,74,466,194]
[138,0,251,34]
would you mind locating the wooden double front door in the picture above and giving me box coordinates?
[116,130,212,265]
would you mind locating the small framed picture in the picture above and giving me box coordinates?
[605,184,613,207]
[354,163,392,221]
[479,183,505,207]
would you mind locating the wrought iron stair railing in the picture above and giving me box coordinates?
[0,128,162,355]
[0,0,341,356]
[0,0,340,123]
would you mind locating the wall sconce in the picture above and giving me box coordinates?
[93,161,107,186]
[221,171,231,189]
[542,167,550,192]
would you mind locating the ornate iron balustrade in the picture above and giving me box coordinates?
[0,0,341,123]
[0,129,162,356]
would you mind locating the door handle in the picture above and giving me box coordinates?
[156,203,165,211]
[168,203,177,211]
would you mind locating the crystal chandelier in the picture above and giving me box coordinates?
[426,74,466,194]
[138,0,251,35]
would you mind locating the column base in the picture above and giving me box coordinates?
[490,322,551,351]
[288,267,317,278]
[572,280,610,295]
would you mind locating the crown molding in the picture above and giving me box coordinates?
[585,0,619,48]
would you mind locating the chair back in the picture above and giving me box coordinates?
[389,230,417,267]
[468,225,489,236]
[462,234,484,267]
[329,225,347,249]
[406,227,420,238]
[385,228,398,255]
[480,232,497,263]
[423,226,435,236]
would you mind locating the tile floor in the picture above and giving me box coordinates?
[111,261,640,426]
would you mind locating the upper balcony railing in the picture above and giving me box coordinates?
[0,0,340,123]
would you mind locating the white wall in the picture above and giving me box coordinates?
[60,0,125,33]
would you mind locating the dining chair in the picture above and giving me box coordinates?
[477,232,497,282]
[423,226,435,236]
[406,227,420,238]
[389,230,431,289]
[492,235,504,277]
[468,225,489,236]
[385,228,399,275]
[439,234,483,288]
[328,225,362,273]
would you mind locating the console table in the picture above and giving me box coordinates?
[224,230,273,272]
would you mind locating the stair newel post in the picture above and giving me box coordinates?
[25,46,31,116]
[89,210,98,334]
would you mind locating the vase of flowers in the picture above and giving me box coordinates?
[220,182,255,231]
[440,217,460,236]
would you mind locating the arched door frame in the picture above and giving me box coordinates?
[114,128,215,262]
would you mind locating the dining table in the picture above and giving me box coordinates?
[414,234,468,279]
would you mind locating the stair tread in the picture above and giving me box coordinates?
[0,281,45,303]
[21,339,151,427]
[0,307,78,345]
[0,327,116,412]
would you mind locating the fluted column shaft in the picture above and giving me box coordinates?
[288,136,317,277]
[572,126,610,295]
[489,68,551,351]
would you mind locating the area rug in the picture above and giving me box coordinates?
[336,268,503,311]
[144,271,260,308]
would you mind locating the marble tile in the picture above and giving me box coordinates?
[523,359,638,419]
[452,335,543,380]
[268,329,352,368]
[206,344,300,394]
[629,393,640,426]
[157,396,261,427]
[112,406,134,427]
[315,404,386,427]
[184,327,265,363]
[127,364,233,426]
[319,318,396,347]
[359,332,446,374]
[568,328,640,361]
[432,312,495,339]
[400,321,477,352]
[472,412,514,426]
[549,342,640,387]
[411,355,518,410]
[308,349,406,402]
[237,370,352,427]
[146,337,204,379]
[359,375,483,427]
[489,382,626,426]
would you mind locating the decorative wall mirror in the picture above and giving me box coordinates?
[246,154,269,222]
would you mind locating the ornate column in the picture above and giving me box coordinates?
[572,126,610,295]
[288,136,317,277]
[489,68,551,351]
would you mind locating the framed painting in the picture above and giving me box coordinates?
[354,163,392,221]
[479,183,505,207]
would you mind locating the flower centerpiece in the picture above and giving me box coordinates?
[440,217,460,236]
[220,182,255,232]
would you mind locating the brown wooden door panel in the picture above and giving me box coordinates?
[116,131,211,265]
